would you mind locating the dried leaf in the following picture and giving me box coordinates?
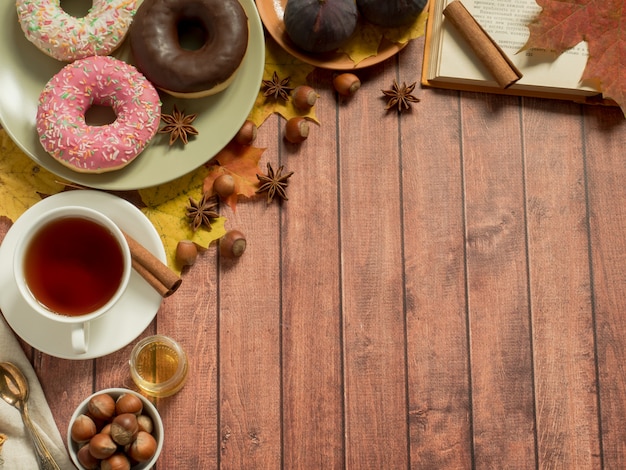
[248,38,318,127]
[522,0,626,114]
[339,20,384,65]
[339,10,429,65]
[0,129,64,221]
[203,142,265,211]
[139,167,227,273]
[380,8,429,45]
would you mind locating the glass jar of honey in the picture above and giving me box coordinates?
[129,335,188,398]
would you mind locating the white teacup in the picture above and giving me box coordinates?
[13,206,131,354]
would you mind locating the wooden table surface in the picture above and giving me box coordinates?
[3,34,626,469]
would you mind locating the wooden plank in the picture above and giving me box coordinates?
[281,68,344,469]
[218,115,283,469]
[523,98,601,468]
[150,246,218,468]
[401,39,473,469]
[584,105,626,469]
[461,93,536,468]
[339,61,409,469]
[35,354,94,450]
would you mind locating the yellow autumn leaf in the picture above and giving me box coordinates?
[340,19,385,65]
[339,10,429,66]
[381,8,429,44]
[138,166,227,272]
[248,38,318,127]
[0,129,65,221]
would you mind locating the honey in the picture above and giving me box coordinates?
[129,335,188,397]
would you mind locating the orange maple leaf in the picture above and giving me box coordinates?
[523,0,626,114]
[203,142,265,211]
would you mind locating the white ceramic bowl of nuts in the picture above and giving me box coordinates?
[67,388,163,470]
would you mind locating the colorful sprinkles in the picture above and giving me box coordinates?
[36,56,162,173]
[16,0,137,62]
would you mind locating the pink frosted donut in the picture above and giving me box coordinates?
[16,0,137,62]
[36,56,161,173]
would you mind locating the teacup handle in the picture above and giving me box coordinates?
[70,323,89,354]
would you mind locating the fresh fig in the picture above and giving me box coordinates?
[356,0,427,27]
[283,0,358,53]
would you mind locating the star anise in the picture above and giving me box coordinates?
[159,104,199,145]
[186,192,219,231]
[262,71,293,101]
[382,80,420,113]
[256,162,294,204]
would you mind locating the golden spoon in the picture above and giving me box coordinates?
[0,362,61,470]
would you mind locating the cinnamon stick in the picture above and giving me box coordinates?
[123,231,182,298]
[443,0,522,88]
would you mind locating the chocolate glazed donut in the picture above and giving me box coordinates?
[129,0,249,98]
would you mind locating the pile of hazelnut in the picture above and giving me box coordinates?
[70,392,158,470]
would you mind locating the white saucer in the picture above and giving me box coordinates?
[0,190,165,359]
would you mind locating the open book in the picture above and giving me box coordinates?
[421,0,607,103]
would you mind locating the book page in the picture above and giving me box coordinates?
[435,0,597,92]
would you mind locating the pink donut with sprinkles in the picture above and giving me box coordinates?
[36,56,161,173]
[16,0,137,62]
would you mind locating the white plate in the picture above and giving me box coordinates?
[0,190,165,360]
[0,0,265,191]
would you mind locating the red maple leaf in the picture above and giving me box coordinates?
[523,0,626,114]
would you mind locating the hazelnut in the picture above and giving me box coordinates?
[333,73,361,96]
[292,85,319,110]
[137,414,154,434]
[88,432,117,460]
[70,414,97,442]
[110,413,139,446]
[115,393,143,416]
[219,230,247,259]
[77,444,100,470]
[87,393,115,421]
[234,119,257,146]
[213,174,236,199]
[285,117,310,144]
[101,453,131,470]
[176,240,198,266]
[128,431,158,462]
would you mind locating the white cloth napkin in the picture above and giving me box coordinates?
[0,316,74,469]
